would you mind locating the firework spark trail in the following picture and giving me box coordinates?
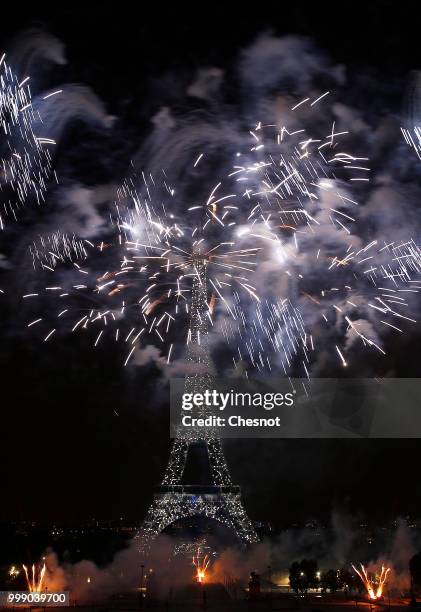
[402,70,421,161]
[0,53,58,229]
[22,562,46,593]
[221,295,308,376]
[401,127,421,161]
[23,95,421,376]
[352,563,390,600]
[192,548,210,584]
[29,231,89,270]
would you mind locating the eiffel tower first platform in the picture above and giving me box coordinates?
[136,255,259,552]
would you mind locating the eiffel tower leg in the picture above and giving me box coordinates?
[136,493,181,553]
[161,436,233,486]
[217,493,259,544]
[161,438,189,485]
[207,438,232,485]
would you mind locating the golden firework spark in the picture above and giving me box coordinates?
[22,562,46,593]
[193,548,210,584]
[352,563,390,600]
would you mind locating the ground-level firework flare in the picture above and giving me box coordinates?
[352,563,390,600]
[193,549,210,584]
[22,562,46,592]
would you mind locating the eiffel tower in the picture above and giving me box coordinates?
[136,255,259,552]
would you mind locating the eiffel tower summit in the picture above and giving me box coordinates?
[136,253,259,552]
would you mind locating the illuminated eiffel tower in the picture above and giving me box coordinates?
[137,255,259,551]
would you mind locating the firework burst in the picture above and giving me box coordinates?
[23,163,267,367]
[23,94,421,377]
[223,97,421,374]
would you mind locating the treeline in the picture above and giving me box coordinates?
[289,560,364,595]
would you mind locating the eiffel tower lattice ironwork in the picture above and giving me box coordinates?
[136,255,259,552]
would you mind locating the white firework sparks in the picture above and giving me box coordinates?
[24,166,266,367]
[23,95,421,376]
[0,53,58,228]
[226,102,421,373]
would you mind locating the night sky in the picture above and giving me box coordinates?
[1,1,421,530]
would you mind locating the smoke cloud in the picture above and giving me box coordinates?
[37,515,420,601]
